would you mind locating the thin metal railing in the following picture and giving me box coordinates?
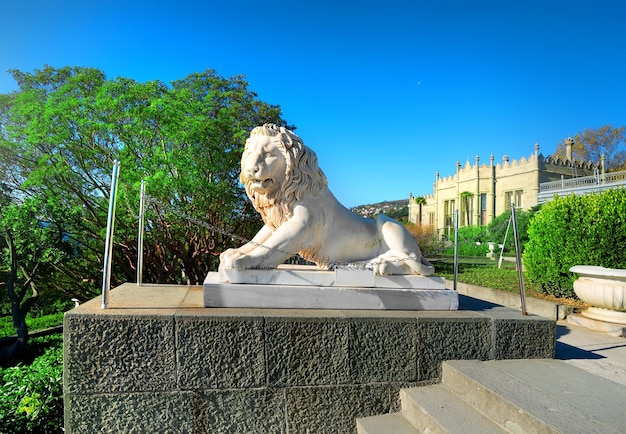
[101,160,120,309]
[136,180,146,287]
[510,202,527,316]
[453,209,459,291]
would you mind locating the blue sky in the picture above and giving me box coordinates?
[1,0,625,207]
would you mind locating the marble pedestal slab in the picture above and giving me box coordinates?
[204,265,458,310]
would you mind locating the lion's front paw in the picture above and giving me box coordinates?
[220,248,244,269]
[371,260,390,276]
[231,255,258,271]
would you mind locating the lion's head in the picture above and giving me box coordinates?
[241,124,328,229]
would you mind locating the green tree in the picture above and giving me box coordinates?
[0,195,70,360]
[553,125,626,170]
[1,66,290,294]
[414,196,426,226]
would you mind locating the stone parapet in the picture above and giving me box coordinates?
[64,283,555,433]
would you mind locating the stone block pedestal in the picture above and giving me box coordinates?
[64,283,555,433]
[205,265,459,310]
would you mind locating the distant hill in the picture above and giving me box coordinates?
[351,199,409,220]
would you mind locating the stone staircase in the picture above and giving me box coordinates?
[357,359,625,433]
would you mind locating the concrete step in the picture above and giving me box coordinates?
[356,359,626,433]
[442,359,626,434]
[400,385,506,433]
[356,413,417,434]
[356,384,507,433]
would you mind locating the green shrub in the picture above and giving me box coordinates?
[440,207,537,258]
[28,290,75,318]
[444,226,490,256]
[524,189,626,298]
[403,221,447,256]
[0,335,64,433]
[486,206,539,254]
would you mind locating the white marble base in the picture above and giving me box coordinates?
[567,313,626,337]
[219,264,446,289]
[205,266,458,310]
[580,307,626,325]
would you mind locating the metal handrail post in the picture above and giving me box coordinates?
[136,180,146,286]
[101,160,120,309]
[453,209,459,291]
[510,203,527,315]
[498,216,512,268]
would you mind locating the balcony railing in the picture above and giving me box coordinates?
[537,168,626,204]
[540,169,626,193]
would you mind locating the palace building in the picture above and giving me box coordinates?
[408,139,603,237]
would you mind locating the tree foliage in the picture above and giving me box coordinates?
[553,125,626,171]
[1,65,290,299]
[0,194,71,358]
[413,196,426,226]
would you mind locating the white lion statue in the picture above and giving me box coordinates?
[219,124,434,276]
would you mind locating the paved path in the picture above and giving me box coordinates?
[556,320,626,386]
[460,294,626,386]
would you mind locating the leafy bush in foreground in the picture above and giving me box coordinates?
[524,189,626,298]
[0,335,63,433]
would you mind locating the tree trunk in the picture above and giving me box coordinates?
[2,231,35,360]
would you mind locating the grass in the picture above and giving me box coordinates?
[434,256,587,308]
[0,312,64,339]
[435,258,534,292]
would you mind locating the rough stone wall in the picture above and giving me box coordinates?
[64,284,556,433]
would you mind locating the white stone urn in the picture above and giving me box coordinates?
[486,242,497,260]
[570,265,626,325]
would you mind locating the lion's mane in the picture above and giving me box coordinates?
[242,124,328,230]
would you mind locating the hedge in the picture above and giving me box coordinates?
[523,189,626,298]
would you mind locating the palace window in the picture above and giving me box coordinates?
[481,193,487,226]
[504,190,523,209]
[444,199,456,234]
[460,194,473,226]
